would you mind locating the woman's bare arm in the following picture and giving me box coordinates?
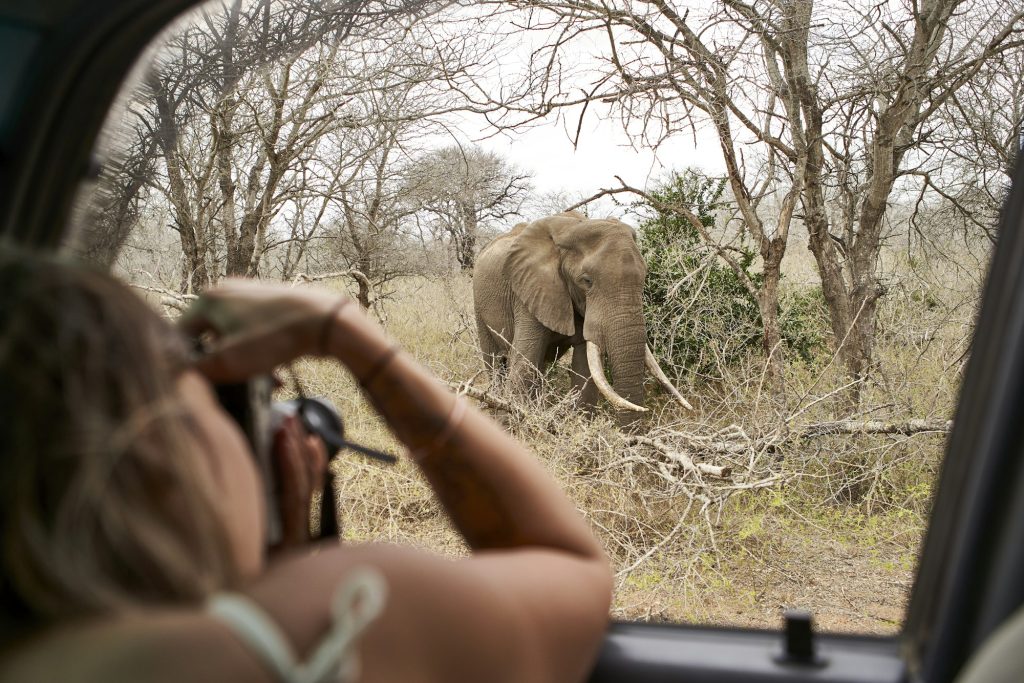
[183,283,613,682]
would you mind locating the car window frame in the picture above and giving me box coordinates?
[2,3,1023,683]
[0,0,197,247]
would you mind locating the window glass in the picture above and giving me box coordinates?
[72,0,1019,634]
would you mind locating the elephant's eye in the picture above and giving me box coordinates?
[580,274,594,288]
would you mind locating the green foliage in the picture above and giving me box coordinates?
[641,170,760,376]
[780,286,830,363]
[640,169,827,375]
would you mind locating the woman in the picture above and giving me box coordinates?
[0,252,612,682]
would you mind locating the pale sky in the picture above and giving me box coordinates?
[440,16,727,206]
[480,113,726,200]
[417,96,728,219]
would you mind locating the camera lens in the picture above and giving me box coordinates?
[272,397,397,464]
[271,398,343,456]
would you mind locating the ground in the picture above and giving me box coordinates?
[613,524,911,634]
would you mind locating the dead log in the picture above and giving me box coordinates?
[625,435,733,479]
[292,269,363,284]
[798,419,952,438]
[129,284,197,314]
[444,380,524,420]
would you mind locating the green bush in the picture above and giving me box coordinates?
[780,286,830,364]
[641,170,827,376]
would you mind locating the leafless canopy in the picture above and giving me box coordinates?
[466,0,1023,401]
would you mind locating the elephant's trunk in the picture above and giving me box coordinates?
[645,346,693,410]
[583,292,649,422]
[607,324,647,425]
[586,342,646,412]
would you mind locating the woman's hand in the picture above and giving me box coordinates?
[180,278,397,384]
[272,414,328,549]
[179,279,345,383]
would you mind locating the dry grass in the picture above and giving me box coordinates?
[275,253,979,635]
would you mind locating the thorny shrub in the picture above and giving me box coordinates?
[639,170,828,378]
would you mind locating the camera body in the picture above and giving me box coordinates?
[212,376,284,545]
[213,377,344,546]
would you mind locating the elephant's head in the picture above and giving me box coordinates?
[506,212,690,418]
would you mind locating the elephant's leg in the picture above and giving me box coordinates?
[508,307,550,397]
[509,337,548,395]
[571,343,599,413]
[476,314,507,383]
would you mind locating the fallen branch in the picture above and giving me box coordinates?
[159,296,190,312]
[130,285,197,313]
[798,419,952,437]
[653,418,951,460]
[131,284,197,302]
[626,435,733,479]
[292,269,361,285]
[444,380,526,420]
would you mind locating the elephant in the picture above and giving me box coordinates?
[473,211,691,422]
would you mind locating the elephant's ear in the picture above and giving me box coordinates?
[506,216,576,336]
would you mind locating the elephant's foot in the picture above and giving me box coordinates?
[616,410,646,434]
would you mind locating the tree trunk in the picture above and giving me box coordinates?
[805,200,869,407]
[356,274,371,310]
[164,152,210,293]
[150,77,211,293]
[178,216,210,295]
[805,202,885,408]
[455,202,478,270]
[794,0,959,409]
[785,0,873,407]
[355,257,372,310]
[226,166,283,278]
[758,242,786,405]
[214,103,239,276]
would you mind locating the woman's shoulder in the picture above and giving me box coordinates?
[0,610,273,683]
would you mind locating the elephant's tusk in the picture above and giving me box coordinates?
[645,345,694,411]
[586,342,648,413]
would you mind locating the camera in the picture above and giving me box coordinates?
[213,376,395,547]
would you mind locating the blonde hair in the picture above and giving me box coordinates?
[0,251,241,633]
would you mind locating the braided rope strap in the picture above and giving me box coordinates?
[207,567,388,683]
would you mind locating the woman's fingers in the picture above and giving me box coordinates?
[178,291,247,338]
[274,417,310,547]
[177,279,400,387]
[191,326,305,384]
[178,281,341,357]
[272,416,329,549]
[305,433,327,493]
[177,306,212,338]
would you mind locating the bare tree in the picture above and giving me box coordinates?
[406,144,532,270]
[143,4,369,291]
[322,44,457,307]
[475,0,1024,404]
[76,0,457,292]
[925,46,1024,244]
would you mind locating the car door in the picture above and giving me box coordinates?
[1,2,1022,682]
